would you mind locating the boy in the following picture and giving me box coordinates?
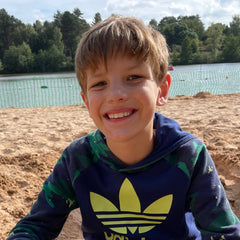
[7,16,240,240]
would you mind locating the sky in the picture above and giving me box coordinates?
[1,0,239,29]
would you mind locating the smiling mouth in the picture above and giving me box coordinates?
[106,110,136,119]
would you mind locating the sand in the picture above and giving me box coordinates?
[0,92,240,240]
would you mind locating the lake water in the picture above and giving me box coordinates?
[0,63,240,108]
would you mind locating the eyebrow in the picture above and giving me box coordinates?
[87,72,105,81]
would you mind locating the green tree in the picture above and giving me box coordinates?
[92,12,102,25]
[3,42,34,73]
[34,49,46,72]
[180,37,194,64]
[149,19,158,30]
[170,45,181,65]
[34,44,65,72]
[53,11,62,28]
[0,58,3,72]
[73,8,83,18]
[30,21,63,54]
[54,9,90,59]
[161,22,198,49]
[43,21,64,51]
[178,15,205,40]
[158,16,178,31]
[229,15,240,36]
[205,23,226,62]
[221,34,240,62]
[160,22,179,47]
[18,24,36,46]
[0,9,33,58]
[60,11,79,58]
[45,45,65,71]
[0,9,16,57]
[30,21,44,53]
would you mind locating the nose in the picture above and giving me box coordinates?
[106,79,128,103]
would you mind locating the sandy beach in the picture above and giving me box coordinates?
[1,92,240,239]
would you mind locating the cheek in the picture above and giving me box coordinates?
[87,95,101,118]
[141,85,159,103]
[87,101,94,118]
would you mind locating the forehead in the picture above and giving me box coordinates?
[86,55,148,76]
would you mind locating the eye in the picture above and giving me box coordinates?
[127,75,142,81]
[90,81,107,89]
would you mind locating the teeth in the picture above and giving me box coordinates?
[108,112,131,119]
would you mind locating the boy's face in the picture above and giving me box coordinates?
[81,55,171,146]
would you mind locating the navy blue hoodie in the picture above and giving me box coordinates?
[7,113,240,240]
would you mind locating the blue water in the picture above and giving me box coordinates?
[0,63,240,108]
[169,63,240,96]
[0,73,82,108]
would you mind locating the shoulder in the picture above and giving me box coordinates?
[164,137,210,179]
[59,130,98,170]
[62,129,108,166]
[177,138,207,163]
[67,134,90,152]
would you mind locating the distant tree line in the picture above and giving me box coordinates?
[0,8,239,74]
[149,15,240,65]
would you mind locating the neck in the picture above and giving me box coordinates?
[106,130,155,166]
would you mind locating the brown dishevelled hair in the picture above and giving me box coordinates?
[75,15,169,94]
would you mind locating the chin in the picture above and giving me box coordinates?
[105,130,144,145]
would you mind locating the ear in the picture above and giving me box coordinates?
[156,73,171,106]
[81,91,90,111]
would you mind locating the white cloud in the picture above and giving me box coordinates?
[103,0,240,28]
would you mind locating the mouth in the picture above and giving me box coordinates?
[105,110,136,120]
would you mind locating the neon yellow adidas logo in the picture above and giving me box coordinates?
[90,178,173,235]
